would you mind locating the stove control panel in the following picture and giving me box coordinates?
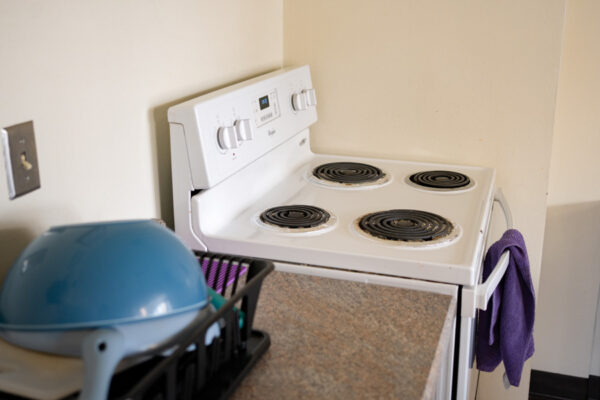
[168,65,317,189]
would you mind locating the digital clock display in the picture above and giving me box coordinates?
[259,95,270,110]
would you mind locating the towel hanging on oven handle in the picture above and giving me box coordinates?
[461,188,513,318]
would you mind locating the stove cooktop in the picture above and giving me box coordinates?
[189,132,496,287]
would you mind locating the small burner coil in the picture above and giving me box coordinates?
[313,162,385,184]
[409,170,470,189]
[358,209,453,242]
[260,205,331,229]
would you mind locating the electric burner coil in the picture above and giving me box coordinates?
[312,162,386,185]
[409,170,470,189]
[358,209,454,242]
[260,205,331,229]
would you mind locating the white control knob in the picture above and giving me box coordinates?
[217,126,238,150]
[304,88,317,106]
[291,92,308,111]
[234,119,253,141]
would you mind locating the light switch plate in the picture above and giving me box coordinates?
[1,121,41,199]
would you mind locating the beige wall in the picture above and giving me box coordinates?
[284,1,566,399]
[546,0,600,208]
[0,0,283,275]
[534,0,600,378]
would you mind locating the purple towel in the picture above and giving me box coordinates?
[476,229,535,386]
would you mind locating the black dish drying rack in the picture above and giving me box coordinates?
[116,252,273,400]
[4,252,274,400]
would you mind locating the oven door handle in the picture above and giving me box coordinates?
[462,188,513,318]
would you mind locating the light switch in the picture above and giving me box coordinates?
[1,121,41,199]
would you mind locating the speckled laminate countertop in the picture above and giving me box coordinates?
[231,271,457,400]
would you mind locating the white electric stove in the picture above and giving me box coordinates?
[168,65,512,400]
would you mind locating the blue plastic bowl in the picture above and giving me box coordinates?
[0,220,208,330]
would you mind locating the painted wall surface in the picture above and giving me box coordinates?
[534,0,600,378]
[0,0,283,277]
[284,1,565,399]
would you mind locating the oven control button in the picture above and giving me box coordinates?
[291,92,308,111]
[304,88,317,106]
[234,119,253,141]
[217,126,238,150]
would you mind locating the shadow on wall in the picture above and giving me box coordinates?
[535,200,600,377]
[0,227,36,285]
[148,68,279,229]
